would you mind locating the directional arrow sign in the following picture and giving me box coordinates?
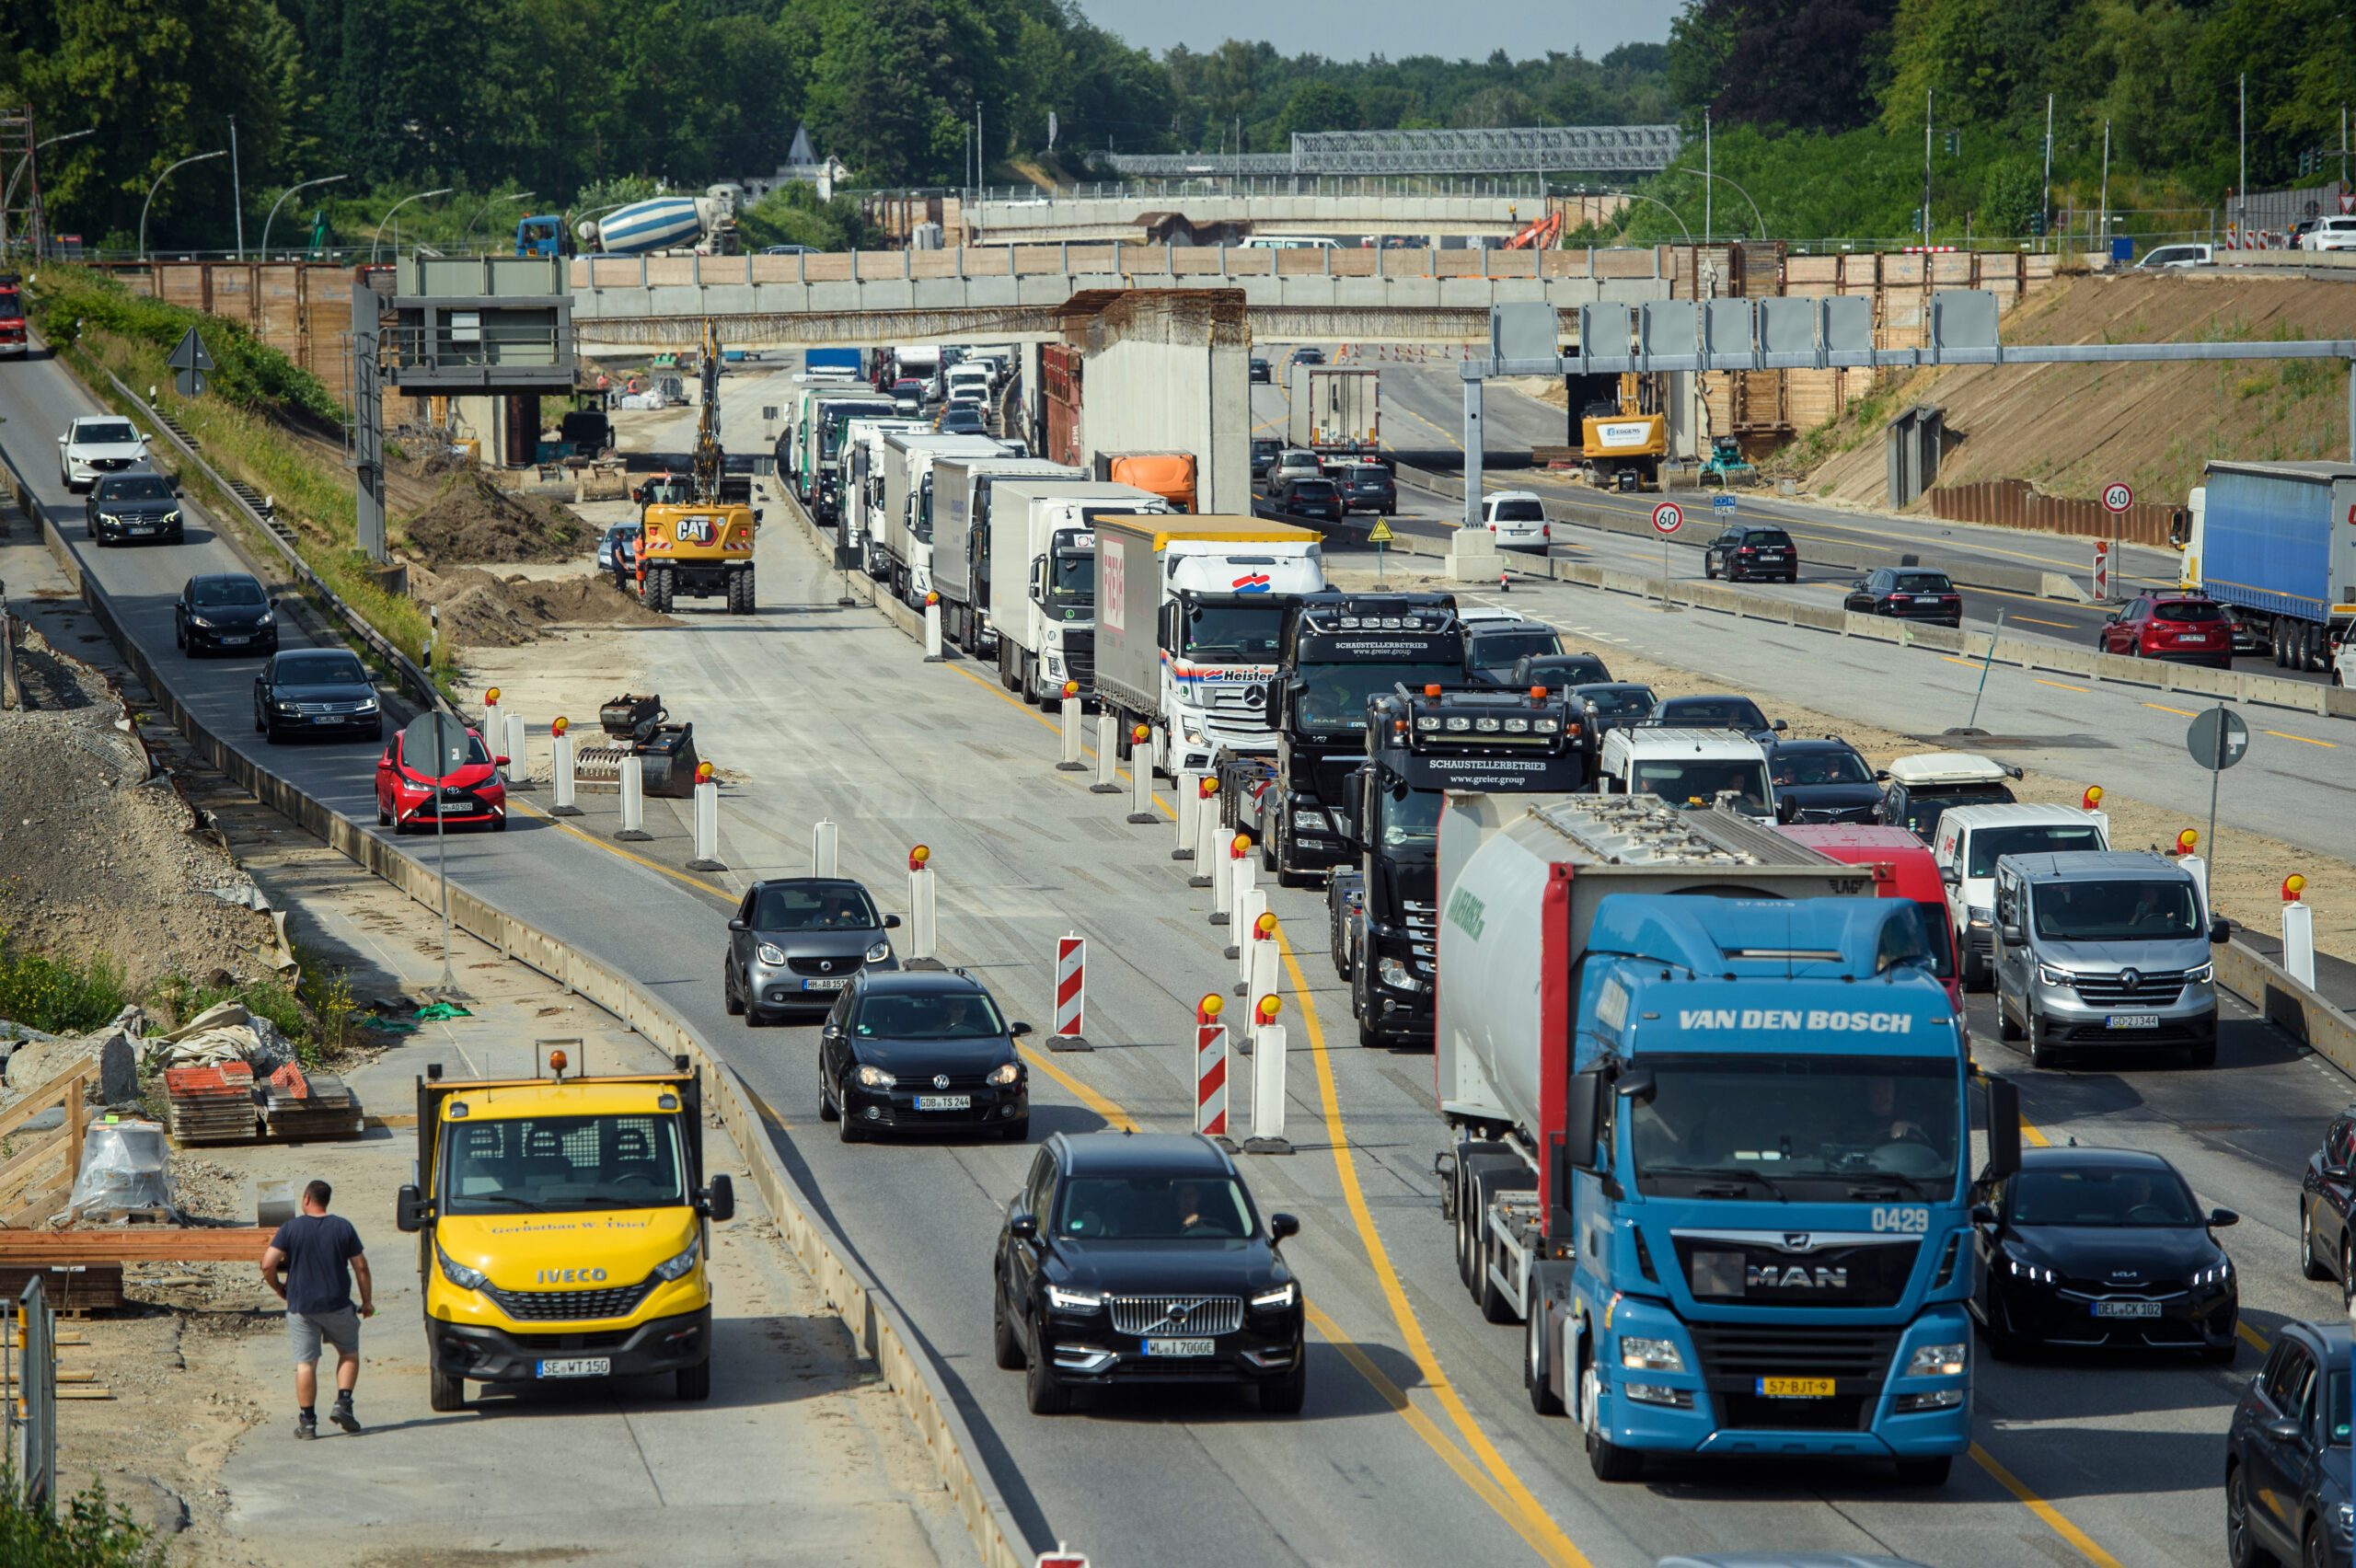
[2186,706,2249,771]
[1366,518,1394,544]
[167,326,214,398]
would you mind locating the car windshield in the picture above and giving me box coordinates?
[1472,631,1561,671]
[1292,480,1336,499]
[2154,601,2223,623]
[1050,548,1093,599]
[1773,749,1873,786]
[1633,758,1771,813]
[1965,823,2104,876]
[942,410,984,428]
[1630,1055,1960,1192]
[440,1113,686,1215]
[1893,573,1954,595]
[1578,685,1657,716]
[1493,500,1545,521]
[1896,783,2013,837]
[1915,903,1957,977]
[1660,698,1766,728]
[2008,1165,2200,1226]
[1056,1175,1255,1240]
[754,884,880,930]
[191,579,266,607]
[1298,662,1462,729]
[1379,784,1442,848]
[1183,604,1285,661]
[77,421,136,444]
[97,475,171,501]
[275,654,368,685]
[2030,878,2200,940]
[854,991,1006,1039]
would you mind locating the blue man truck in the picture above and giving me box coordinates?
[1436,792,2016,1485]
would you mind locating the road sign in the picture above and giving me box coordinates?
[2100,481,2134,514]
[1366,518,1394,544]
[400,711,475,783]
[2186,707,2249,771]
[1712,493,1736,513]
[166,326,214,398]
[1651,501,1682,534]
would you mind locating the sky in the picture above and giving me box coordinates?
[1071,0,1680,62]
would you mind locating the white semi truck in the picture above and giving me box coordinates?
[987,479,1171,706]
[930,455,1086,659]
[875,431,1006,606]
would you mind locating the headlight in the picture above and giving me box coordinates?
[1250,1281,1299,1309]
[2006,1256,2056,1283]
[1620,1336,1685,1372]
[274,700,299,712]
[757,942,788,965]
[986,1061,1021,1087]
[1294,809,1331,832]
[1415,716,1440,731]
[96,513,121,525]
[2186,961,2213,984]
[163,509,181,524]
[256,610,272,627]
[651,1236,701,1282]
[1533,718,1559,732]
[1968,906,1992,928]
[190,615,215,628]
[1378,957,1426,993]
[2190,1260,2234,1287]
[865,940,891,963]
[1045,1285,1103,1312]
[1906,1342,1968,1378]
[2037,963,2074,987]
[356,697,377,712]
[436,1243,489,1292]
[855,1064,896,1089]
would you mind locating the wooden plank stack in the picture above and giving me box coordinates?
[260,1070,361,1141]
[162,1062,259,1145]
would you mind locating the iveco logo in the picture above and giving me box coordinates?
[934,1074,951,1089]
[2119,968,2142,992]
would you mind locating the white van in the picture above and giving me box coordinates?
[1243,236,1343,250]
[1599,727,1774,821]
[1932,801,2111,989]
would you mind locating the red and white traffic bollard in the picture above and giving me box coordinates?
[687,760,725,871]
[549,716,582,815]
[1057,680,1086,771]
[906,844,942,969]
[1126,724,1158,823]
[1051,933,1089,1052]
[1245,995,1290,1154]
[1195,993,1230,1143]
[1189,776,1219,887]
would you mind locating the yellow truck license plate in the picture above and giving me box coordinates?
[1756,1377,1835,1398]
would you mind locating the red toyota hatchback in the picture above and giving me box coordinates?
[375,724,508,834]
[2099,594,2234,668]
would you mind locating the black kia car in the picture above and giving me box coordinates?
[818,969,1029,1143]
[1969,1146,2238,1361]
[1650,694,1782,736]
[85,470,183,547]
[1764,735,1885,824]
[724,877,900,1027]
[1846,568,1964,627]
[993,1132,1305,1415]
[2224,1319,2351,1568]
[176,572,278,657]
[251,647,383,743]
[2299,1103,2356,1303]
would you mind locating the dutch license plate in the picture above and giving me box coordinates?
[2108,1014,2161,1030]
[1143,1338,1215,1357]
[222,635,249,645]
[802,976,849,991]
[2094,1299,2161,1319]
[1756,1377,1835,1398]
[536,1357,610,1378]
[915,1094,971,1112]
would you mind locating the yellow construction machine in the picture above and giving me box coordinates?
[635,319,759,614]
[1565,371,1669,492]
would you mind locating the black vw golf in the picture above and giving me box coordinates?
[993,1132,1306,1415]
[1969,1146,2238,1360]
[818,969,1029,1143]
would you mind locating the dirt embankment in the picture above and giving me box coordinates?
[398,473,591,567]
[403,560,671,648]
[1803,272,2353,509]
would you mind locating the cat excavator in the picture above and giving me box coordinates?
[634,319,759,614]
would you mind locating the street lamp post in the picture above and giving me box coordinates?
[260,174,348,260]
[140,150,228,262]
[1,127,96,256]
[1676,166,1766,241]
[1611,190,1695,244]
[462,191,535,252]
[371,187,454,264]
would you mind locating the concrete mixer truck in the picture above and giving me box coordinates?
[1434,791,2012,1487]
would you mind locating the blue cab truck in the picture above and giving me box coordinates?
[2179,460,2356,674]
[1436,792,2018,1485]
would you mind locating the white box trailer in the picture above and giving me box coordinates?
[1287,365,1380,455]
[932,455,1085,657]
[987,479,1169,705]
[877,432,1004,606]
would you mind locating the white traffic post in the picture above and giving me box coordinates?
[1235,889,1267,997]
[1173,768,1200,861]
[499,708,529,790]
[1195,994,1230,1145]
[616,754,651,840]
[906,844,941,968]
[1209,823,1236,926]
[1126,724,1158,824]
[1090,712,1121,792]
[549,716,581,815]
[1243,911,1282,1049]
[1051,933,1089,1051]
[1245,996,1291,1154]
[1189,776,1219,887]
[1057,681,1085,771]
[481,686,502,765]
[1226,832,1257,960]
[2285,875,2316,987]
[687,761,724,870]
[813,818,839,877]
[923,592,946,663]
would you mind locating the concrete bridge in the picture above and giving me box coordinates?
[961,191,1629,245]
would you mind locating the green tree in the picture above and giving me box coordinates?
[1979,156,2042,235]
[1275,81,1357,141]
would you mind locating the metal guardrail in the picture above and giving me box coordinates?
[6,1276,54,1516]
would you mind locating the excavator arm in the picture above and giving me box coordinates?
[692,318,724,502]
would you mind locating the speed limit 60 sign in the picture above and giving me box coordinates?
[1651,501,1683,534]
[2100,481,2134,514]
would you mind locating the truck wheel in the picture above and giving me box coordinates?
[675,1359,711,1401]
[1587,1426,1644,1483]
[1470,1167,1532,1323]
[1526,1307,1565,1416]
[428,1369,466,1412]
[731,567,755,615]
[1893,1455,1952,1486]
[653,567,675,613]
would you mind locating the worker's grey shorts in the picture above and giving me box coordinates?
[288,1308,360,1366]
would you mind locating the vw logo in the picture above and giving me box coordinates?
[818,960,834,973]
[933,1074,951,1090]
[2119,968,2142,992]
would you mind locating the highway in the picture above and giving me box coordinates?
[5,341,2350,1568]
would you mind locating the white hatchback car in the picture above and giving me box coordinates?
[58,416,151,492]
[1481,490,1550,549]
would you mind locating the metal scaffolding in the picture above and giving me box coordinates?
[1108,124,1682,179]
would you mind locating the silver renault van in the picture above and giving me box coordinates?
[1991,851,2230,1068]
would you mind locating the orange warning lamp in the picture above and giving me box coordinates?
[1530,686,1547,701]
[551,716,569,737]
[1196,994,1224,1024]
[1062,681,1078,699]
[2285,874,2308,903]
[1199,777,1218,798]
[1256,996,1283,1025]
[485,686,502,705]
[1230,834,1253,857]
[1132,723,1149,744]
[548,1048,569,1079]
[2174,828,2198,857]
[908,844,930,870]
[2082,785,2104,811]
[1254,911,1278,940]
[1424,685,1441,698]
[926,591,939,606]
[695,761,714,785]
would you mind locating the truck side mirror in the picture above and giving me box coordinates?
[1939,864,1961,886]
[396,1184,429,1233]
[702,1172,735,1222]
[1563,1071,1601,1172]
[1984,1077,2022,1178]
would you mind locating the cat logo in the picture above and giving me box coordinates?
[1748,1264,1849,1290]
[675,514,718,546]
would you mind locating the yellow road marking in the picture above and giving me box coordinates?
[2239,1321,2272,1353]
[2015,617,2076,628]
[2033,678,2088,692]
[2267,730,2338,748]
[1943,656,1986,669]
[1969,1443,2127,1568]
[1306,1301,1530,1521]
[2142,703,2198,717]
[508,797,730,899]
[1017,1044,1138,1132]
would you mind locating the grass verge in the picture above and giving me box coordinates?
[1,931,358,1068]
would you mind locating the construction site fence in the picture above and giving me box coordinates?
[1930,478,2182,549]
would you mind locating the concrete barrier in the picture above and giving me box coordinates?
[2216,937,2356,1087]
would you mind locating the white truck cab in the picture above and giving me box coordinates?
[1932,801,2111,989]
[1599,726,1775,821]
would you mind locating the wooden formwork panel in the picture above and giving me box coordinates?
[1593,248,1660,280]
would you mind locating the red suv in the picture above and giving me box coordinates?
[2100,594,2234,668]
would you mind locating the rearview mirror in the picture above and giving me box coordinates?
[1614,1066,1657,1105]
[396,1184,429,1233]
[1970,1204,1997,1227]
[1940,864,1961,886]
[884,914,901,929]
[493,755,511,767]
[727,917,746,932]
[1772,719,1787,732]
[1009,1214,1038,1241]
[1269,1213,1300,1241]
[1009,1021,1034,1038]
[2208,1207,2239,1228]
[2210,917,2232,945]
[702,1173,735,1222]
[2266,1418,2304,1444]
[1998,923,2024,946]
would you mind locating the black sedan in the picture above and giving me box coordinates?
[1252,437,1281,478]
[994,1131,1305,1415]
[1969,1146,2238,1361]
[2298,1103,2356,1303]
[251,648,383,743]
[1511,652,1613,692]
[85,471,183,547]
[1651,694,1782,736]
[1765,735,1884,824]
[819,969,1030,1143]
[1337,464,1396,516]
[1566,682,1657,733]
[725,877,899,1026]
[1282,478,1343,524]
[1703,523,1798,583]
[2224,1319,2351,1568]
[176,573,278,657]
[1250,356,1272,384]
[1846,568,1964,627]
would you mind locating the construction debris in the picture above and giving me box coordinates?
[66,1121,174,1219]
[143,999,294,1076]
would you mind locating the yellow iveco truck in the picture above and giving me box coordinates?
[397,1049,734,1410]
